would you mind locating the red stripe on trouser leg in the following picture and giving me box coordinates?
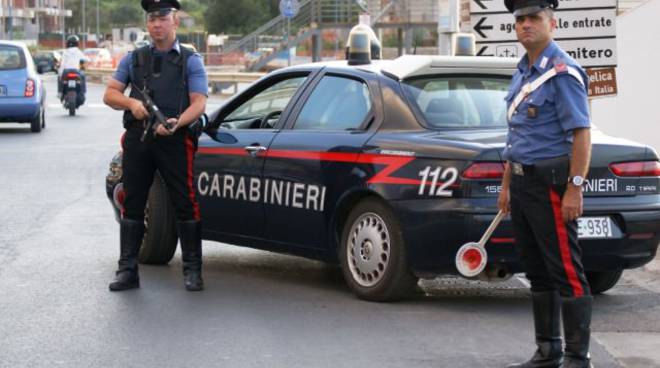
[549,188,584,297]
[185,136,201,221]
[119,131,127,218]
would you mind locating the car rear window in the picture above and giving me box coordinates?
[402,76,511,129]
[0,46,26,70]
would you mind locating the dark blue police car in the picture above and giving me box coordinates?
[106,50,660,301]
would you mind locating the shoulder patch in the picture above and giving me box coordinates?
[553,57,568,73]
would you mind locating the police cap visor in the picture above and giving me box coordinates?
[504,0,558,16]
[141,0,181,13]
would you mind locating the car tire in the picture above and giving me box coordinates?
[138,173,178,265]
[30,109,42,133]
[587,269,623,295]
[339,198,418,302]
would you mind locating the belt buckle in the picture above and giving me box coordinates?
[512,162,524,176]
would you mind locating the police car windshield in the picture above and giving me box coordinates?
[402,76,510,129]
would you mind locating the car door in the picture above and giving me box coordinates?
[262,69,382,250]
[196,70,317,241]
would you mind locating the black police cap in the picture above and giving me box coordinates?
[504,0,558,16]
[141,0,181,14]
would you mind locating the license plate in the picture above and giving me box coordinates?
[578,217,614,239]
[0,85,6,96]
[67,80,77,88]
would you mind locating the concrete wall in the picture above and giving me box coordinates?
[591,0,660,152]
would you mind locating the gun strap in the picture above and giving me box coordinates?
[177,45,192,117]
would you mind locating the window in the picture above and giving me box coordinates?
[294,76,371,131]
[222,76,307,129]
[0,46,26,70]
[402,76,510,129]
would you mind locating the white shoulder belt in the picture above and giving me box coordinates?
[507,64,585,122]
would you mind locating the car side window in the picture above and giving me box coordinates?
[222,76,307,129]
[293,75,371,131]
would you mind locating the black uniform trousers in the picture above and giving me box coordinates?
[121,126,200,222]
[510,167,591,298]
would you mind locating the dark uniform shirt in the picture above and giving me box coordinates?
[112,40,208,96]
[503,40,591,165]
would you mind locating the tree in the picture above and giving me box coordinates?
[205,0,280,34]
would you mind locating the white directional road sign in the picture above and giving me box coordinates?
[470,0,617,14]
[470,0,618,67]
[476,39,617,67]
[471,9,616,41]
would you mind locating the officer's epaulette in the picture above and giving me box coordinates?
[551,56,585,88]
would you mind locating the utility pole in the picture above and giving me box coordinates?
[96,0,99,43]
[437,0,459,55]
[61,0,66,48]
[8,0,13,40]
[81,0,86,48]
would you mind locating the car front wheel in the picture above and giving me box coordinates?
[340,198,418,302]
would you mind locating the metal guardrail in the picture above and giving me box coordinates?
[84,67,266,95]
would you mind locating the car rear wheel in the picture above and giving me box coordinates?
[138,173,178,265]
[587,269,623,294]
[340,198,418,302]
[30,109,42,133]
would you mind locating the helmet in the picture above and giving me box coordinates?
[66,35,80,48]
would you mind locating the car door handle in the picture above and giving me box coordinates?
[244,145,267,154]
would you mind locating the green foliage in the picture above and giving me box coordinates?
[205,0,280,34]
[61,0,279,36]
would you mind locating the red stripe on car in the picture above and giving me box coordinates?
[197,148,458,188]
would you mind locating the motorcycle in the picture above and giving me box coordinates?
[60,70,85,116]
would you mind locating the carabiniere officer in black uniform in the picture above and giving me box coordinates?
[103,0,208,291]
[497,1,594,367]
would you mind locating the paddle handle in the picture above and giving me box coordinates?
[478,210,504,247]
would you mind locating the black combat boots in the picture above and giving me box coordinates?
[109,219,144,291]
[561,296,593,368]
[507,291,564,368]
[177,220,204,291]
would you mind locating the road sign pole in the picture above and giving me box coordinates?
[438,0,460,55]
[287,17,291,67]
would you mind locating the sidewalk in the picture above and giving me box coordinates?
[594,249,660,368]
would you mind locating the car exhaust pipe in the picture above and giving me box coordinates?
[455,211,504,278]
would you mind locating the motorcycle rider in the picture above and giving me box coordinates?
[58,35,89,103]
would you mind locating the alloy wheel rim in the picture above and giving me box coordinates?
[347,212,391,287]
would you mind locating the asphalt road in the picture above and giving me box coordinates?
[0,76,658,368]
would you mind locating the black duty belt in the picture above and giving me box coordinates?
[124,120,146,129]
[511,161,535,176]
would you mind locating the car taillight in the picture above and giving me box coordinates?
[462,162,505,179]
[65,73,79,79]
[609,161,660,177]
[24,79,35,97]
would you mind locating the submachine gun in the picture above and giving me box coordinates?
[130,83,174,142]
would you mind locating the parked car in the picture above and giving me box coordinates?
[33,50,61,74]
[105,53,660,302]
[83,47,113,68]
[0,41,46,132]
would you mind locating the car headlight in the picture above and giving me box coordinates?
[107,152,123,182]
